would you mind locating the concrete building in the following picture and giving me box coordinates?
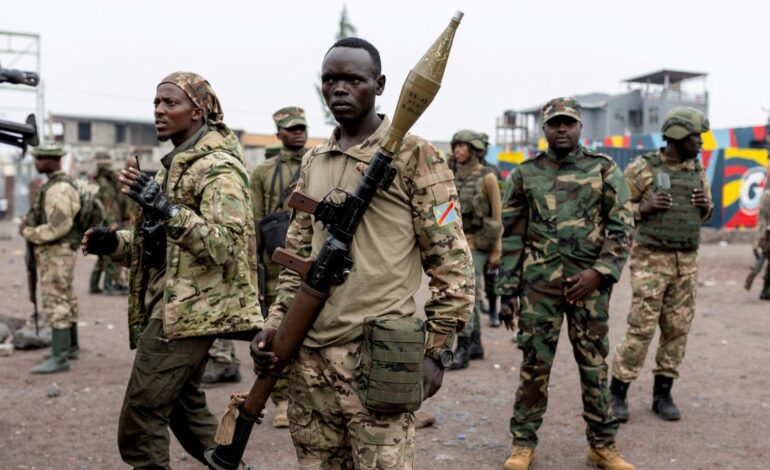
[497,69,708,148]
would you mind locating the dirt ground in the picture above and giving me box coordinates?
[1,222,769,470]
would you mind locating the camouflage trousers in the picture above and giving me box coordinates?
[36,243,78,329]
[458,249,487,338]
[93,253,117,277]
[287,342,415,469]
[207,339,239,365]
[511,286,618,448]
[612,249,698,381]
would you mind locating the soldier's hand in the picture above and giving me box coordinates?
[486,255,500,271]
[250,327,278,375]
[565,269,601,305]
[691,188,710,210]
[499,295,519,331]
[119,167,177,221]
[422,356,444,399]
[81,226,118,256]
[639,192,673,216]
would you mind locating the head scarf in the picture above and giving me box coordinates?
[158,71,230,135]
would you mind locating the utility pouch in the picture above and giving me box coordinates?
[473,216,502,252]
[142,219,167,270]
[258,211,290,258]
[356,316,426,414]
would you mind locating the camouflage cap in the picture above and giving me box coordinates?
[273,106,306,130]
[30,144,65,158]
[661,107,710,140]
[451,129,485,151]
[542,97,582,124]
[95,151,112,169]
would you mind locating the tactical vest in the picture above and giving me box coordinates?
[28,173,81,250]
[635,152,702,251]
[456,166,488,234]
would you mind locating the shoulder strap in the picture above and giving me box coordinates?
[267,156,282,214]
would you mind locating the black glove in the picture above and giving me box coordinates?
[86,227,118,255]
[125,173,178,221]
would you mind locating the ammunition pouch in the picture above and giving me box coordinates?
[141,219,166,270]
[355,316,425,414]
[473,216,502,252]
[258,211,290,259]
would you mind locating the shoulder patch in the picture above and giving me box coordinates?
[432,201,458,226]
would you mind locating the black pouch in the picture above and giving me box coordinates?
[259,211,290,258]
[355,316,425,414]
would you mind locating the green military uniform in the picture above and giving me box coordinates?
[451,130,502,367]
[22,144,82,374]
[90,153,123,294]
[113,72,263,468]
[611,107,712,423]
[497,99,633,450]
[266,116,474,468]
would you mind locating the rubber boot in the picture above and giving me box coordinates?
[587,445,635,470]
[468,330,484,360]
[31,327,71,374]
[489,304,501,328]
[449,337,470,370]
[652,375,681,421]
[610,378,630,423]
[89,269,102,294]
[45,322,79,360]
[202,361,242,384]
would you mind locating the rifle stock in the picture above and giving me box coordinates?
[25,241,39,335]
[287,191,319,214]
[271,247,313,280]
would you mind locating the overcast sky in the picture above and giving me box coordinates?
[2,0,768,144]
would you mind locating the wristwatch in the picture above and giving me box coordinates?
[426,347,454,369]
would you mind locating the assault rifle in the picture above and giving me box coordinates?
[204,11,464,470]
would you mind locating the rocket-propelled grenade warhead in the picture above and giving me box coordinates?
[379,11,463,155]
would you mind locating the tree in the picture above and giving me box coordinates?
[316,4,358,125]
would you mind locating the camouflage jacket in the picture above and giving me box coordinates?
[95,171,122,224]
[496,146,633,296]
[22,171,81,246]
[266,116,474,350]
[114,129,263,347]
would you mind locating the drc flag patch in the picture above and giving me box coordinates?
[433,201,457,226]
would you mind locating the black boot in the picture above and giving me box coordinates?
[449,337,470,370]
[469,330,484,360]
[652,375,681,421]
[89,270,102,294]
[489,305,501,328]
[610,378,630,423]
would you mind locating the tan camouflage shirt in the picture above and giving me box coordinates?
[22,171,80,245]
[267,116,474,350]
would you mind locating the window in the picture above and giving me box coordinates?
[115,123,126,143]
[649,107,659,126]
[78,122,92,142]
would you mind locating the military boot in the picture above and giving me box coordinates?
[610,378,630,423]
[504,445,535,470]
[44,322,79,360]
[202,361,242,384]
[102,272,120,296]
[31,327,71,374]
[489,303,501,328]
[652,375,681,421]
[468,330,484,360]
[449,337,470,370]
[272,400,289,428]
[587,445,635,470]
[89,270,102,294]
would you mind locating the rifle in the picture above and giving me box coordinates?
[256,252,268,318]
[25,241,39,335]
[203,12,464,470]
[745,229,770,290]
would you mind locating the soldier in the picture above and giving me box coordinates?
[754,178,770,300]
[21,144,81,374]
[241,106,309,426]
[89,152,124,295]
[81,71,263,468]
[610,107,713,423]
[251,37,473,468]
[497,98,635,470]
[448,129,502,370]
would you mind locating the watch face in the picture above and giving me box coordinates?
[439,349,454,368]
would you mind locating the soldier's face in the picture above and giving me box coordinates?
[277,125,308,151]
[452,142,472,164]
[33,156,61,174]
[544,116,581,153]
[153,84,204,145]
[677,133,703,159]
[321,47,384,124]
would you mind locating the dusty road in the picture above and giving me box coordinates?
[1,224,768,469]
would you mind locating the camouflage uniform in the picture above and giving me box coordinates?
[267,116,474,468]
[90,154,122,293]
[612,151,712,382]
[497,98,633,449]
[113,72,263,468]
[755,188,770,298]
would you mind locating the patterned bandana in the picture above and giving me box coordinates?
[158,71,229,135]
